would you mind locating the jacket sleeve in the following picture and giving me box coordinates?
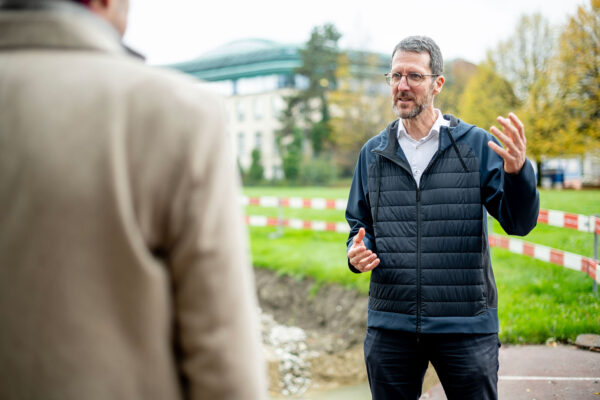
[345,145,376,273]
[481,134,540,236]
[167,93,267,399]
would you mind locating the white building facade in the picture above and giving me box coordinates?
[167,38,389,181]
[167,39,307,180]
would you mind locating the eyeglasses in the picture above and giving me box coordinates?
[384,72,439,87]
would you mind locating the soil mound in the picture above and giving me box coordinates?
[254,268,369,394]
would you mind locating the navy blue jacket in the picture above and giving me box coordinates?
[345,115,539,334]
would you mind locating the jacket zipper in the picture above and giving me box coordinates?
[373,147,443,336]
[373,149,423,334]
[416,187,422,335]
[372,127,455,334]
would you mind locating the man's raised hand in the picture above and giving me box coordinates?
[347,227,380,272]
[488,112,527,174]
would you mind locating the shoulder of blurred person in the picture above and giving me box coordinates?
[0,1,267,399]
[0,0,236,251]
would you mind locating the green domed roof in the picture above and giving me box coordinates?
[169,39,301,81]
[200,39,291,57]
[167,38,390,83]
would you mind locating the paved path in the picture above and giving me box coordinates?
[422,344,600,400]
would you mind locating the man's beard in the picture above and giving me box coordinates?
[392,86,434,119]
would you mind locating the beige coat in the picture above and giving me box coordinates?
[0,2,266,399]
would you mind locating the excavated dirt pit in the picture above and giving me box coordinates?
[255,268,441,398]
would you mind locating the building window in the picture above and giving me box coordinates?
[236,101,245,122]
[277,74,295,88]
[255,132,262,151]
[253,98,263,120]
[237,75,278,95]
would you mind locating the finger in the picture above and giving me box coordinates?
[488,141,523,174]
[508,112,526,143]
[357,253,378,270]
[353,227,366,245]
[496,117,519,145]
[488,140,511,161]
[350,252,372,270]
[496,116,524,149]
[489,126,509,149]
[364,257,380,271]
[348,245,368,259]
[350,248,371,264]
[490,125,519,155]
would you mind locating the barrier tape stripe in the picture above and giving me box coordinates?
[244,215,599,283]
[537,209,599,234]
[245,215,349,234]
[489,234,598,283]
[242,196,347,210]
[242,197,599,234]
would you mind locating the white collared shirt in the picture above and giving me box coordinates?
[397,109,450,187]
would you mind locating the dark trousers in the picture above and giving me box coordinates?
[364,327,500,400]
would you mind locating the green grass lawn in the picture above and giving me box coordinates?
[244,186,600,344]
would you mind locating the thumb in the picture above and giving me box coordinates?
[353,227,366,246]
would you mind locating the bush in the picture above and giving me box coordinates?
[246,148,264,185]
[300,156,337,185]
[282,148,302,183]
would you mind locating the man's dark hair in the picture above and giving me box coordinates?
[391,36,443,75]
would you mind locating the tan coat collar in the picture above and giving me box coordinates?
[0,0,142,59]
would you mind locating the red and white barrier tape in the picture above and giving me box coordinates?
[489,234,598,283]
[244,215,599,283]
[245,215,350,234]
[242,197,599,234]
[241,196,347,210]
[538,209,600,234]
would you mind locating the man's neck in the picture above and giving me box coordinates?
[402,107,438,140]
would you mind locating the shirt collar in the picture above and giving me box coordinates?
[397,109,449,143]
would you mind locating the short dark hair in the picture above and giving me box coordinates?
[391,36,443,75]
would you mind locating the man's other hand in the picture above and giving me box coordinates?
[347,228,380,272]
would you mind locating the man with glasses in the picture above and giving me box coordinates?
[345,36,539,399]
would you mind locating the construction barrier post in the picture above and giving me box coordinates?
[270,198,284,239]
[594,214,598,294]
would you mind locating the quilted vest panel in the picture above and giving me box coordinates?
[367,143,486,319]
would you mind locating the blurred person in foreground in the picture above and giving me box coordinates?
[345,35,539,400]
[0,0,267,399]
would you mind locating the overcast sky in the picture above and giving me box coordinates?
[123,0,586,66]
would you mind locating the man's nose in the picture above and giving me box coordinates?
[396,75,411,90]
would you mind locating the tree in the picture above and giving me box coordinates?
[554,0,600,152]
[484,13,579,183]
[282,129,302,183]
[329,51,393,176]
[487,13,555,102]
[276,23,342,182]
[484,6,600,182]
[458,63,520,131]
[247,148,264,184]
[436,59,478,116]
[294,23,342,156]
[276,96,303,182]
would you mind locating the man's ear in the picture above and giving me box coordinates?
[433,75,445,95]
[87,0,109,13]
[86,0,128,37]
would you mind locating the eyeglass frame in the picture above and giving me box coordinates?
[384,72,440,87]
